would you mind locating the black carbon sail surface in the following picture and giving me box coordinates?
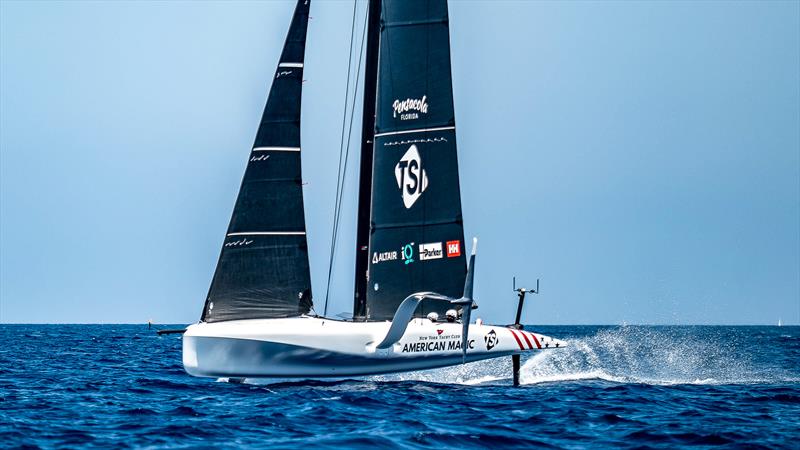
[202,0,312,323]
[364,0,467,320]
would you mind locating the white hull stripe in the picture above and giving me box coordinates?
[252,147,300,152]
[374,126,455,138]
[278,62,303,68]
[227,232,306,236]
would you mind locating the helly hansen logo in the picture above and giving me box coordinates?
[395,145,428,209]
[446,240,461,257]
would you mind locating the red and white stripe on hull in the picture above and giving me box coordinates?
[508,328,561,350]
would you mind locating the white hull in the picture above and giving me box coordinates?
[183,316,566,378]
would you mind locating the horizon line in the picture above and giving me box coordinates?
[0,322,796,327]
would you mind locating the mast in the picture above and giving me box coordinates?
[201,0,313,323]
[353,0,382,321]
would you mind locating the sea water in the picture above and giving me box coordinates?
[1,325,798,448]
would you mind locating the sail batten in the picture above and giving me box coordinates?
[252,147,301,152]
[374,126,455,138]
[202,0,313,323]
[227,232,306,236]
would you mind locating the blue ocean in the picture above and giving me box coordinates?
[1,325,798,449]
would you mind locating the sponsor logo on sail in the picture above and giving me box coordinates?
[485,329,499,350]
[401,243,415,265]
[395,145,428,209]
[419,242,443,261]
[372,250,398,265]
[446,240,461,257]
[392,96,428,120]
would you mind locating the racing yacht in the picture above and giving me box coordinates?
[183,0,566,381]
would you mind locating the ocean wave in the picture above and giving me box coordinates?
[364,325,797,387]
[519,326,793,386]
[2,324,798,448]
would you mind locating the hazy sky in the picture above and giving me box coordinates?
[1,0,798,325]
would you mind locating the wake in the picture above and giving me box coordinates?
[371,326,789,386]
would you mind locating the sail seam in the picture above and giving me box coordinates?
[374,126,455,137]
[384,18,448,29]
[371,218,463,231]
[259,118,300,124]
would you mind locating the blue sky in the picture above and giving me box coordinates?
[1,0,798,325]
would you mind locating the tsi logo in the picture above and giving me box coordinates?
[485,329,499,350]
[419,242,443,261]
[395,145,429,209]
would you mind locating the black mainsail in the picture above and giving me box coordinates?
[362,0,467,320]
[202,0,312,323]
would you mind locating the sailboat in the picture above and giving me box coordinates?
[183,0,566,380]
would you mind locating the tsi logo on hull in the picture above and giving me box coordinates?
[485,329,499,350]
[395,145,428,209]
[419,242,443,261]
